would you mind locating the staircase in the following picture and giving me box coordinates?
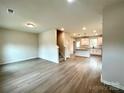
[59,52,65,62]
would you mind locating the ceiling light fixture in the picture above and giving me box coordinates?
[25,22,36,28]
[82,27,86,30]
[61,27,65,31]
[95,33,98,36]
[67,0,75,3]
[73,33,76,36]
[93,30,97,33]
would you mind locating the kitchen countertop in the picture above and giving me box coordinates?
[76,48,102,51]
[76,48,89,51]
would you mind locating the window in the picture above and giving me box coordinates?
[76,41,80,48]
[90,38,97,48]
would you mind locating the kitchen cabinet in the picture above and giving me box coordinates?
[90,48,102,56]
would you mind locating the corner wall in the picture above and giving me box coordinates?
[38,29,59,63]
[0,29,38,64]
[102,2,124,90]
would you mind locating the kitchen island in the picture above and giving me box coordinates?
[75,48,90,57]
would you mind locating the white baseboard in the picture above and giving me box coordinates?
[101,78,124,90]
[39,57,59,64]
[0,57,38,65]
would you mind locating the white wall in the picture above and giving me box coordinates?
[0,29,38,64]
[39,29,59,63]
[102,2,124,90]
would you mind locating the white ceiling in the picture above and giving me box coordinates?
[0,0,123,36]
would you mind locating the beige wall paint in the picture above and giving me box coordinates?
[0,29,38,64]
[0,28,73,64]
[102,2,124,89]
[39,29,59,63]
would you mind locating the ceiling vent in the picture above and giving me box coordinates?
[7,8,15,14]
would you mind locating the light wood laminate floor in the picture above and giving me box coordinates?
[0,56,118,93]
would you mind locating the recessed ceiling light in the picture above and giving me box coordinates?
[73,33,76,36]
[93,30,97,33]
[61,27,65,31]
[67,0,75,3]
[25,22,36,28]
[95,33,98,36]
[82,27,86,30]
